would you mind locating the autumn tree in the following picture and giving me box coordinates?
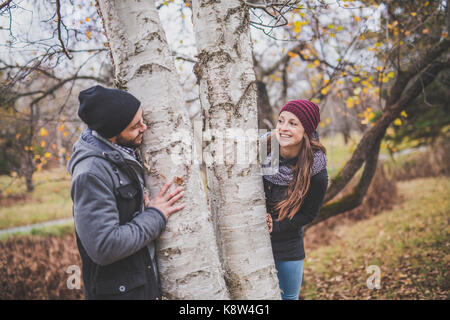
[0,0,110,191]
[239,0,449,224]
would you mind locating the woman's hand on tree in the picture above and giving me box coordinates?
[266,213,273,233]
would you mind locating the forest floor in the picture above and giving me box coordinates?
[0,176,448,299]
[0,136,448,299]
[301,177,449,300]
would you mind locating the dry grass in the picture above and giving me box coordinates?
[301,177,450,300]
[0,233,83,300]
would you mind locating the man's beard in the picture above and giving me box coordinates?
[116,133,143,149]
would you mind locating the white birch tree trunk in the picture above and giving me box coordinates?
[191,0,281,299]
[95,0,229,299]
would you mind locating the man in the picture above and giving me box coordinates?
[68,85,185,300]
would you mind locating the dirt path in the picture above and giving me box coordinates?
[0,217,73,237]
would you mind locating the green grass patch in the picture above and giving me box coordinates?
[302,177,450,300]
[0,168,73,230]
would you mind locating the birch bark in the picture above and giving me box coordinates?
[191,0,281,299]
[96,0,229,299]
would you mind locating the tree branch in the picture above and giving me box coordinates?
[324,59,449,203]
[55,0,72,59]
[0,0,12,12]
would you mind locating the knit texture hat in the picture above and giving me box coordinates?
[279,99,320,137]
[78,85,141,138]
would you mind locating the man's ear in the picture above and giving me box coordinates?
[108,135,117,144]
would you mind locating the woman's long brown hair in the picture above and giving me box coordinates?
[266,132,326,221]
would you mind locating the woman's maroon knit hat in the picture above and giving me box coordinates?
[279,99,320,137]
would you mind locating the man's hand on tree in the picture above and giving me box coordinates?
[145,181,185,220]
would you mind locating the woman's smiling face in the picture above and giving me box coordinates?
[275,111,305,148]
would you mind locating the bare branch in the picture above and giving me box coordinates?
[55,0,72,59]
[0,0,12,12]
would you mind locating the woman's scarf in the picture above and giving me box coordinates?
[262,150,327,186]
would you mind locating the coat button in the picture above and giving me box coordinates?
[119,285,126,292]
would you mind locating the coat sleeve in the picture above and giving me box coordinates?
[71,171,167,266]
[271,169,328,235]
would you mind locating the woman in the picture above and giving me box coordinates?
[262,99,328,300]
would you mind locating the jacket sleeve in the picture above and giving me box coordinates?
[271,169,328,235]
[71,171,167,266]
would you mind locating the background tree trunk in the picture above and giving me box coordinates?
[191,0,280,299]
[96,0,229,299]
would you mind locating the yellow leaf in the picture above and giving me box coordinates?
[352,77,360,83]
[321,87,328,95]
[293,21,302,33]
[347,97,354,108]
[387,71,395,78]
[45,152,51,159]
[41,141,46,147]
[354,16,361,22]
[63,131,69,137]
[411,12,417,17]
[40,127,48,137]
[288,51,298,58]
[401,111,408,117]
[86,30,92,39]
[393,118,402,126]
[325,117,331,124]
[58,124,65,132]
[85,17,90,22]
[313,60,320,67]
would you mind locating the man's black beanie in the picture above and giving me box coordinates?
[78,85,141,138]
